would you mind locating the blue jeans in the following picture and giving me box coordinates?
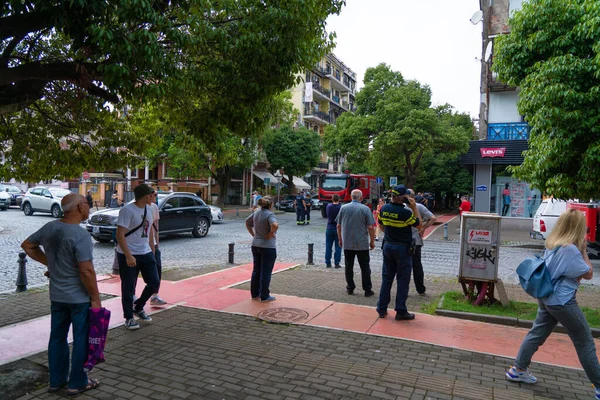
[515,296,600,387]
[377,243,412,313]
[251,246,277,300]
[325,228,341,266]
[118,252,159,319]
[49,302,90,389]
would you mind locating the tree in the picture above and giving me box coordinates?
[324,64,472,188]
[0,0,343,180]
[493,0,600,200]
[263,126,320,193]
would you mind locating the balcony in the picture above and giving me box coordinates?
[327,69,352,92]
[311,81,330,101]
[304,106,330,125]
[312,64,328,77]
[487,122,530,140]
[317,162,329,169]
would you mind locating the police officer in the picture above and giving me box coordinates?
[376,185,421,321]
[304,192,312,225]
[294,192,306,225]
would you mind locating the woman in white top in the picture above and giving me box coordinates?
[505,209,599,400]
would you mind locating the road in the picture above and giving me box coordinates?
[1,206,597,292]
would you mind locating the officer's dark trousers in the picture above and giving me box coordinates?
[296,207,305,223]
[305,208,310,222]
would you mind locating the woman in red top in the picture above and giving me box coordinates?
[459,196,471,216]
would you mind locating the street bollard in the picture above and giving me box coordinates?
[307,243,314,265]
[236,207,239,217]
[16,252,28,292]
[228,242,235,264]
[443,223,449,240]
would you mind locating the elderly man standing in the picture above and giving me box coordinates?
[336,189,376,296]
[21,193,101,396]
[377,185,421,321]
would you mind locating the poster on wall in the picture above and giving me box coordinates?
[495,177,541,218]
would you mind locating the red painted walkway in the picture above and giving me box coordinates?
[0,258,595,372]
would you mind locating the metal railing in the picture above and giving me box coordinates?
[304,106,331,123]
[487,122,530,140]
[312,81,330,97]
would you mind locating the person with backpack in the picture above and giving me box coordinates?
[506,209,599,400]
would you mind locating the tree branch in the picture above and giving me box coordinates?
[0,79,46,114]
[0,10,54,41]
[85,83,120,104]
[0,35,24,68]
[0,61,102,86]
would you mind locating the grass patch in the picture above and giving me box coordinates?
[440,291,600,329]
[418,295,442,315]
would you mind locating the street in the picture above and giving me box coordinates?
[0,207,565,293]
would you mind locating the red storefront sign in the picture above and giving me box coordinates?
[480,148,506,158]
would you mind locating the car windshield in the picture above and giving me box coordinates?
[6,186,22,193]
[285,196,295,200]
[156,194,168,207]
[321,178,347,190]
[49,189,72,197]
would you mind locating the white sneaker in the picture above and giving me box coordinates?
[506,366,537,384]
[124,318,140,330]
[595,387,600,400]
[150,295,167,306]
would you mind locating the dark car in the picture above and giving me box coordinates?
[86,192,212,243]
[0,184,25,207]
[276,195,297,212]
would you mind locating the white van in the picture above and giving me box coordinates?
[530,199,568,240]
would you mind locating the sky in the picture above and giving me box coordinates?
[326,0,483,119]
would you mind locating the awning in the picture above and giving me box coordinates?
[253,171,278,185]
[291,176,311,190]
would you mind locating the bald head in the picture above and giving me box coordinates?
[61,193,85,214]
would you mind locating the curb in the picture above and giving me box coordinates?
[435,309,600,338]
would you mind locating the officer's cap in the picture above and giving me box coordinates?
[390,185,407,196]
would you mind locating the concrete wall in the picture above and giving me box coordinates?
[488,91,521,123]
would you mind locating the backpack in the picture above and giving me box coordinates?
[516,247,559,299]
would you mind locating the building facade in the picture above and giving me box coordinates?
[462,0,541,218]
[290,53,357,182]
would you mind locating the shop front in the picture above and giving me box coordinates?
[461,140,541,218]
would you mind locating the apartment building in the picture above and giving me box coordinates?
[290,53,357,174]
[461,0,541,218]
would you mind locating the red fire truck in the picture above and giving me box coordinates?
[318,172,381,218]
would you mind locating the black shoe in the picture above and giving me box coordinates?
[305,221,310,225]
[377,310,387,318]
[347,288,354,295]
[395,312,415,321]
[334,264,341,269]
[326,264,332,268]
[365,290,375,297]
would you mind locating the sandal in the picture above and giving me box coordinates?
[66,378,100,396]
[47,383,66,393]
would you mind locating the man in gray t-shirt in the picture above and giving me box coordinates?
[411,192,437,295]
[336,189,376,296]
[22,193,101,395]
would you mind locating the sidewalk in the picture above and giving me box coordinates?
[2,263,599,399]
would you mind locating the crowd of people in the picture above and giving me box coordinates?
[17,182,600,398]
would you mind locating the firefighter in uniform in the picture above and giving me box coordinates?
[294,192,306,225]
[304,192,312,225]
[376,185,421,321]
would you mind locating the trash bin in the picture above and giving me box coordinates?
[567,203,598,243]
[458,212,502,282]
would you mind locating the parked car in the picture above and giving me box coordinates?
[276,195,296,212]
[530,199,568,240]
[0,184,25,207]
[209,205,224,223]
[20,187,72,217]
[86,192,212,243]
[310,195,320,210]
[0,191,10,210]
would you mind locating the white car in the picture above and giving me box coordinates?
[0,191,10,210]
[531,199,568,240]
[21,187,72,217]
[210,205,224,223]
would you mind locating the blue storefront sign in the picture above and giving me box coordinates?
[476,185,487,192]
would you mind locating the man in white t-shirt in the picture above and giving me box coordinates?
[149,190,166,305]
[115,183,159,330]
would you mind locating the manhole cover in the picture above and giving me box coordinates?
[258,307,310,324]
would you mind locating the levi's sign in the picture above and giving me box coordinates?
[480,148,506,158]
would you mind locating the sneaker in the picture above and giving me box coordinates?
[347,288,354,295]
[365,290,375,297]
[595,388,600,400]
[418,292,426,296]
[150,295,167,306]
[326,264,332,268]
[252,296,260,300]
[334,264,341,269]
[377,310,387,318]
[132,295,139,304]
[395,312,415,321]
[261,296,276,302]
[305,222,310,225]
[505,366,537,384]
[133,309,152,322]
[124,318,140,330]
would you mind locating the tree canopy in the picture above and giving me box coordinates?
[263,125,320,193]
[493,0,600,200]
[0,0,343,181]
[324,64,472,188]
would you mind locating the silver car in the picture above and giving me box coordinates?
[21,187,72,217]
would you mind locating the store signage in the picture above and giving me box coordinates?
[467,229,492,244]
[480,147,506,158]
[476,185,487,191]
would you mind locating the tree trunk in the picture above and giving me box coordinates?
[214,167,233,207]
[286,174,296,194]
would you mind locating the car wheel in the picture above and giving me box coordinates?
[0,207,6,211]
[51,204,62,218]
[92,236,112,243]
[23,202,34,216]
[192,217,209,238]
